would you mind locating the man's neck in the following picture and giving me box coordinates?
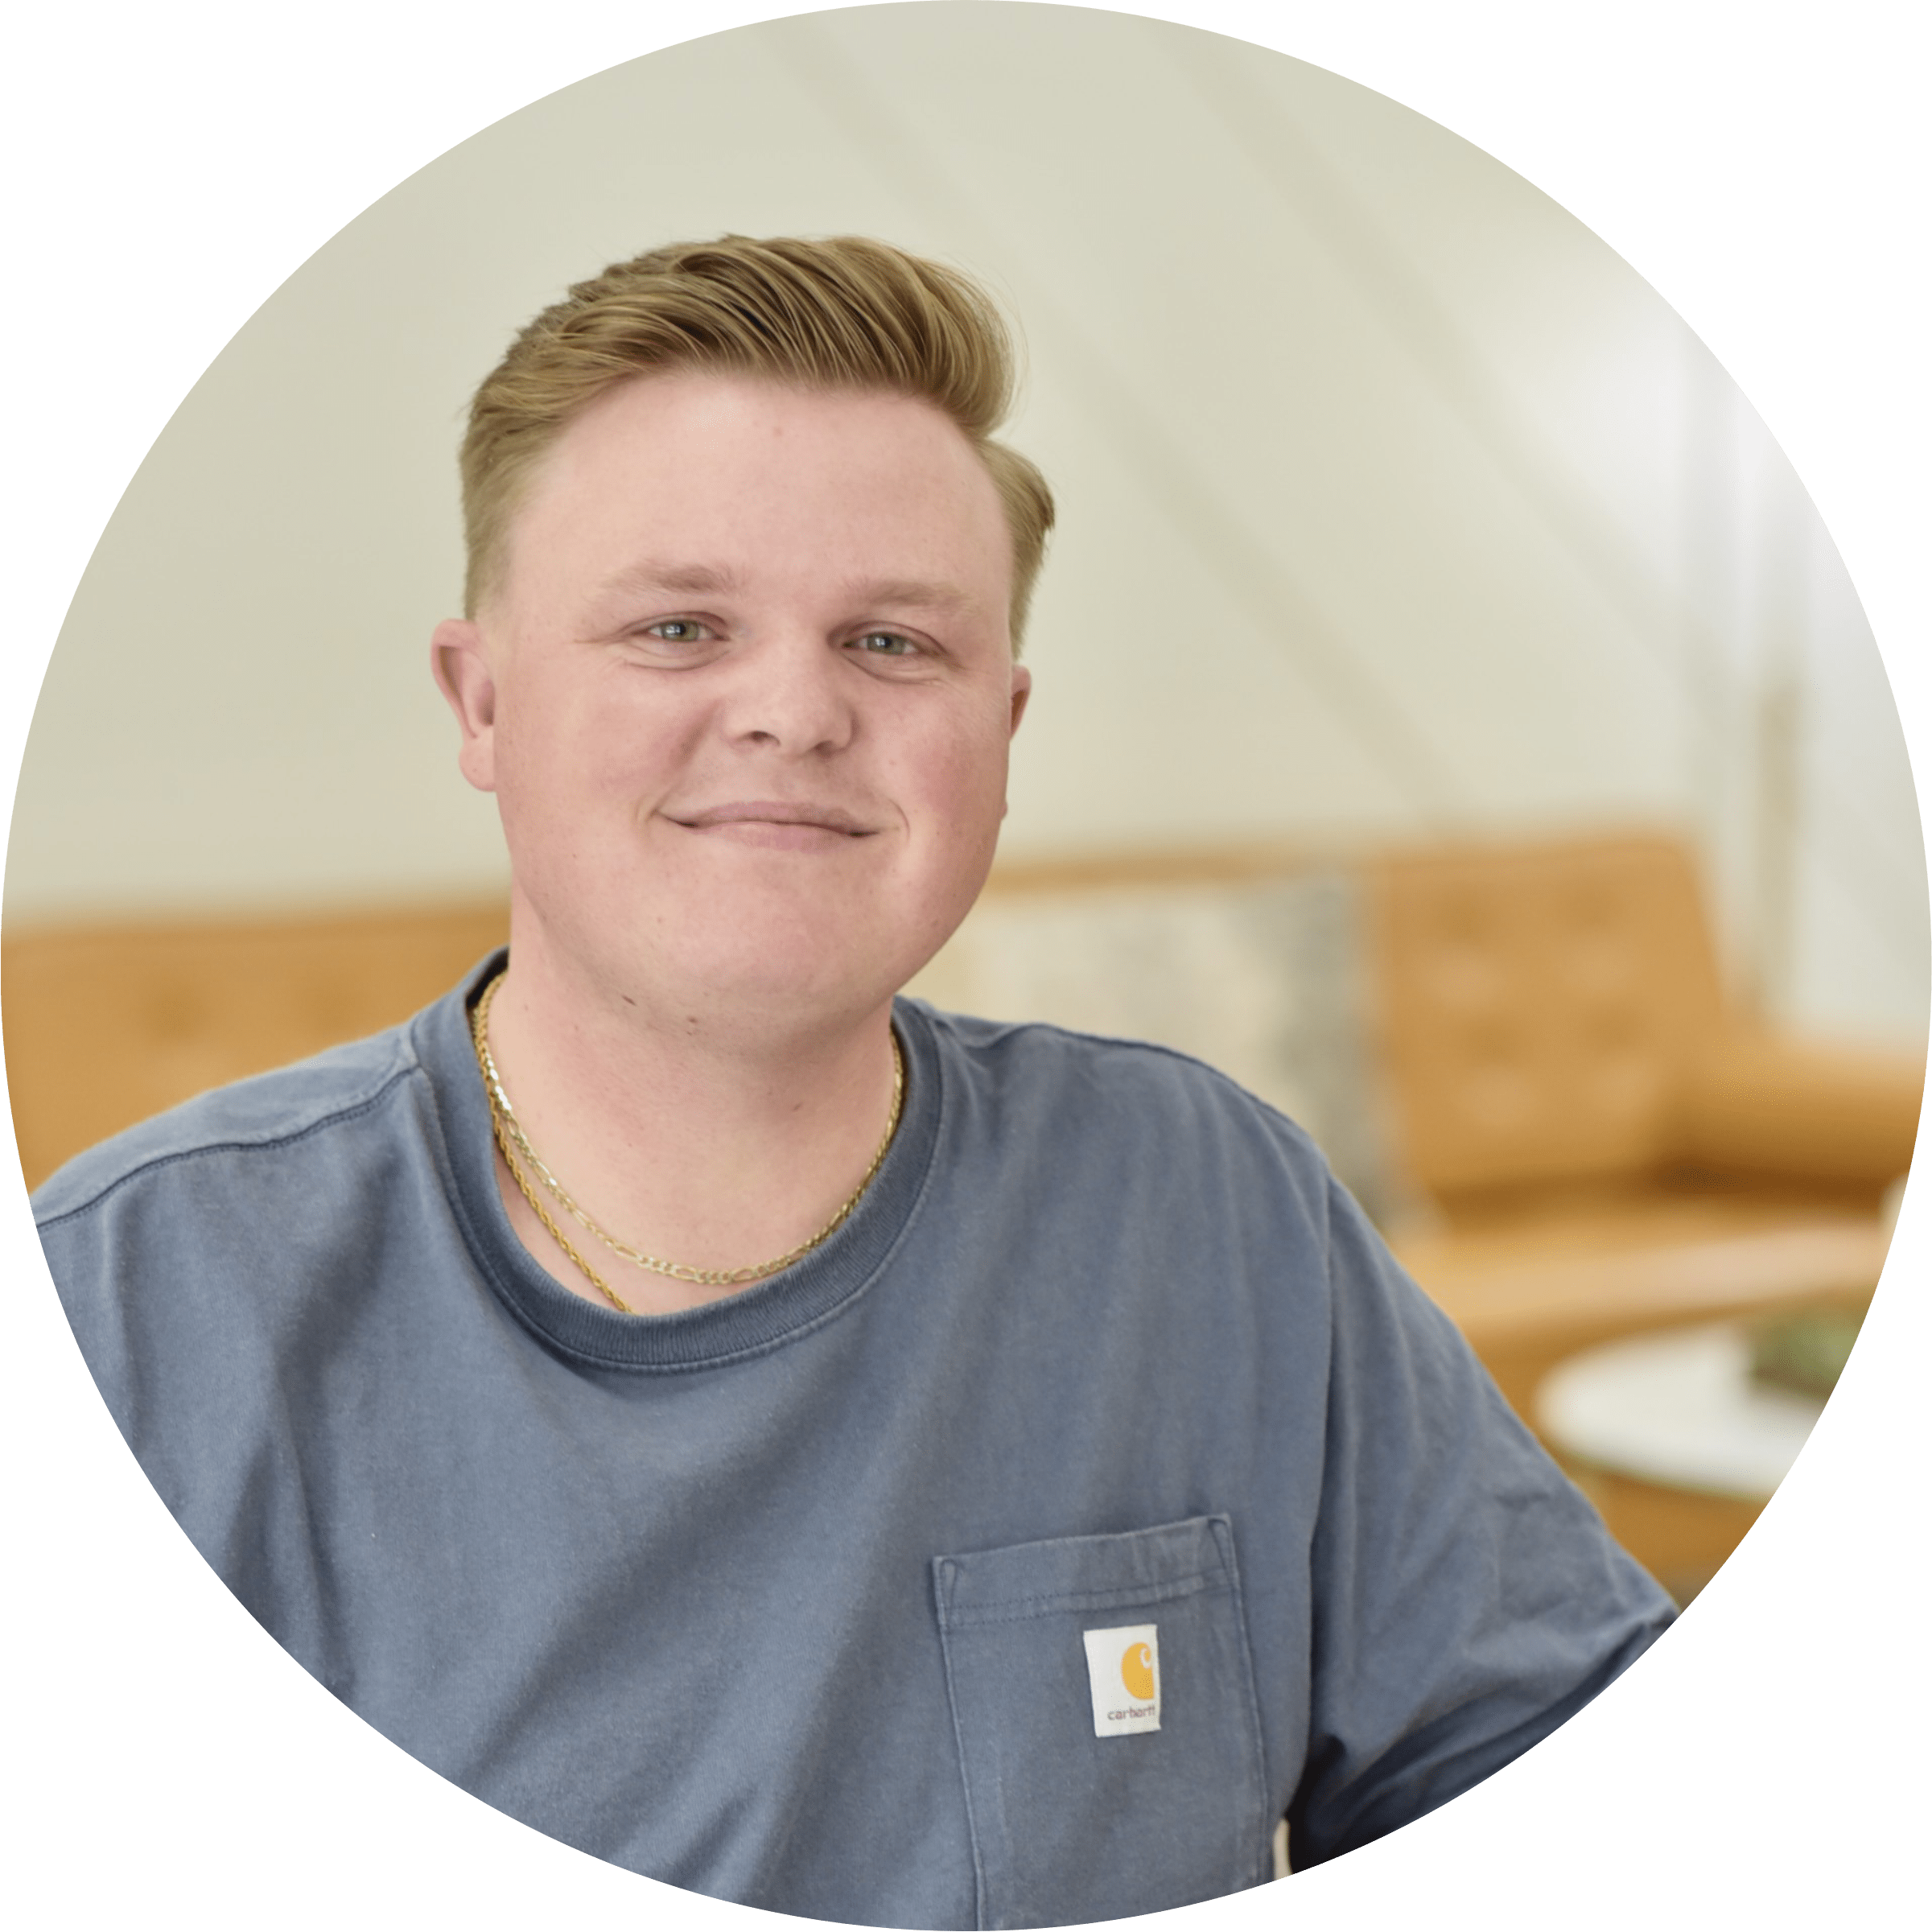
[476,924,904,1315]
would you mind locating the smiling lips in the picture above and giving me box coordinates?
[667,800,878,849]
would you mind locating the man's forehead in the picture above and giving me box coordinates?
[494,374,1017,632]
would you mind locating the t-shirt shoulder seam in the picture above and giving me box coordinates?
[33,1057,426,1233]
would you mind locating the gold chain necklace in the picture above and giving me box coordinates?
[469,970,904,1314]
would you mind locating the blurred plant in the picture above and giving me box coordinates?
[1748,1304,1867,1401]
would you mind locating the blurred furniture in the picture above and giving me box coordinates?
[3,901,508,1190]
[1534,1314,1854,1605]
[1371,834,1918,1419]
[1539,1318,1841,1500]
[1370,834,1918,1600]
[904,847,1400,1220]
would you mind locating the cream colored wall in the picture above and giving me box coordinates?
[6,4,1923,1044]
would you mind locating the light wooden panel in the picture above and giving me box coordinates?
[4,901,509,1189]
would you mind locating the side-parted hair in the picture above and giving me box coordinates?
[460,235,1057,649]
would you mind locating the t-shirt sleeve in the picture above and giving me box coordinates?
[1287,1177,1675,1866]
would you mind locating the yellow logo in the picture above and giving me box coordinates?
[1083,1622,1160,1734]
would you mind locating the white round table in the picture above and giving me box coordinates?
[1535,1320,1828,1502]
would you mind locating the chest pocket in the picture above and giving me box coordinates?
[933,1514,1270,1930]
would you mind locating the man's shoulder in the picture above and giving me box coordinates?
[904,998,1331,1177]
[909,999,1310,1112]
[31,1020,428,1231]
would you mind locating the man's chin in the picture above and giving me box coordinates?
[510,864,968,1029]
[599,925,917,1036]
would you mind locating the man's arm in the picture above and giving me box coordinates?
[1287,1179,1675,1865]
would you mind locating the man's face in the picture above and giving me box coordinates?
[434,372,1031,1034]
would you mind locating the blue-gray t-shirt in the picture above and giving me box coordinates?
[37,955,1672,1927]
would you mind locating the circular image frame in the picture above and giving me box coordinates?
[7,0,1924,1924]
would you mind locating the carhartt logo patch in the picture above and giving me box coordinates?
[1082,1623,1160,1736]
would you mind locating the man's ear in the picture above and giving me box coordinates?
[431,619,500,793]
[1008,662,1032,738]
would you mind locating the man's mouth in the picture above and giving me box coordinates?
[666,801,877,840]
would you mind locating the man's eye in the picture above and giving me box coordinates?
[851,632,917,657]
[643,619,712,644]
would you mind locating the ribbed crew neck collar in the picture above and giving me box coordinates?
[418,953,944,1372]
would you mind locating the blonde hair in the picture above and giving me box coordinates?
[460,235,1056,647]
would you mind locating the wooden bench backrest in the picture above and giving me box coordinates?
[4,903,508,1190]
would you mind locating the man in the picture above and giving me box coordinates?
[38,236,1672,1928]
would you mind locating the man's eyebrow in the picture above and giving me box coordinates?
[849,579,980,616]
[594,560,746,599]
[589,564,981,618]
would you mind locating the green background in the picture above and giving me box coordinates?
[7,0,1924,1924]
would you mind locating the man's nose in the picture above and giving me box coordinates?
[721,634,858,756]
